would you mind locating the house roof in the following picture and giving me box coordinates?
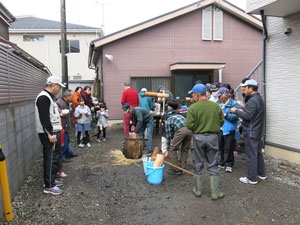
[0,2,16,24]
[10,16,100,31]
[90,0,262,49]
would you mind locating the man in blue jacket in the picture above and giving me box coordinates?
[216,87,240,173]
[138,88,154,111]
[231,79,266,185]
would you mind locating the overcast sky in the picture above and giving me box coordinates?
[2,0,247,35]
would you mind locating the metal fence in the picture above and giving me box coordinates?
[234,60,264,101]
[0,44,49,106]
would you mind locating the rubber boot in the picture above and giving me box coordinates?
[193,175,202,197]
[210,176,224,200]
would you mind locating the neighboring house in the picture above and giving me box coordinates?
[0,4,51,216]
[89,0,263,119]
[9,16,103,82]
[247,0,300,163]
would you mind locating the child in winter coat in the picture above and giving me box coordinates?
[96,104,109,142]
[74,97,92,148]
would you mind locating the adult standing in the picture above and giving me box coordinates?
[122,104,153,154]
[138,88,154,139]
[157,85,174,112]
[230,79,266,184]
[35,76,65,195]
[209,82,220,102]
[121,82,139,136]
[138,88,154,111]
[216,88,240,173]
[72,86,82,108]
[81,86,94,111]
[56,90,77,165]
[186,84,224,200]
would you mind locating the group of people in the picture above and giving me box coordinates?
[35,75,266,198]
[121,78,266,200]
[35,76,109,195]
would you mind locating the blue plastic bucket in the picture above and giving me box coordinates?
[142,157,153,174]
[146,164,165,184]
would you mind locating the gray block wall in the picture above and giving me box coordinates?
[0,101,42,215]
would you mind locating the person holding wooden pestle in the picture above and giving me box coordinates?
[122,103,154,155]
[186,83,225,200]
[163,100,193,175]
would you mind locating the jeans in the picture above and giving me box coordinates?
[137,118,154,153]
[61,132,74,159]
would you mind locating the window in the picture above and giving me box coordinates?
[23,35,44,42]
[130,77,171,93]
[214,8,223,41]
[202,6,212,40]
[59,40,80,53]
[202,6,223,41]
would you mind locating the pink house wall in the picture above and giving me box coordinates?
[100,9,262,119]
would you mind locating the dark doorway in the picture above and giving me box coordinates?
[171,70,213,99]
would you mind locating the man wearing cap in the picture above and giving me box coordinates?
[157,85,174,112]
[35,76,65,195]
[138,88,154,112]
[186,84,224,200]
[230,79,266,185]
[209,82,220,102]
[122,104,153,154]
[121,82,139,136]
[216,87,240,173]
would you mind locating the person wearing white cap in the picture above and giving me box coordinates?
[35,76,65,195]
[230,79,266,185]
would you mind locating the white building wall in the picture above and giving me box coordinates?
[246,0,276,13]
[265,11,300,149]
[9,32,100,80]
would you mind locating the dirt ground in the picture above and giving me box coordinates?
[2,122,300,225]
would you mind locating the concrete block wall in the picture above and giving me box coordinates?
[0,101,42,215]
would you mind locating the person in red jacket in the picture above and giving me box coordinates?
[121,82,139,136]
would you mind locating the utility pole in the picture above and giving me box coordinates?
[61,0,68,90]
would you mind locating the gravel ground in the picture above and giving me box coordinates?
[2,122,300,225]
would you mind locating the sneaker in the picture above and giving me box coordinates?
[218,165,225,169]
[54,180,63,187]
[87,143,91,148]
[257,175,267,180]
[78,143,84,148]
[239,177,257,184]
[57,171,68,178]
[103,138,106,142]
[43,186,63,195]
[225,167,233,173]
[96,139,101,143]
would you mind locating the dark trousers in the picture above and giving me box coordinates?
[97,127,106,139]
[218,131,235,167]
[244,137,266,182]
[192,133,219,176]
[38,132,61,188]
[77,131,89,145]
[169,127,193,168]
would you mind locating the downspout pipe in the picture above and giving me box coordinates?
[100,49,104,99]
[260,10,268,151]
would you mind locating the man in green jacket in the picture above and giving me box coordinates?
[186,84,225,200]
